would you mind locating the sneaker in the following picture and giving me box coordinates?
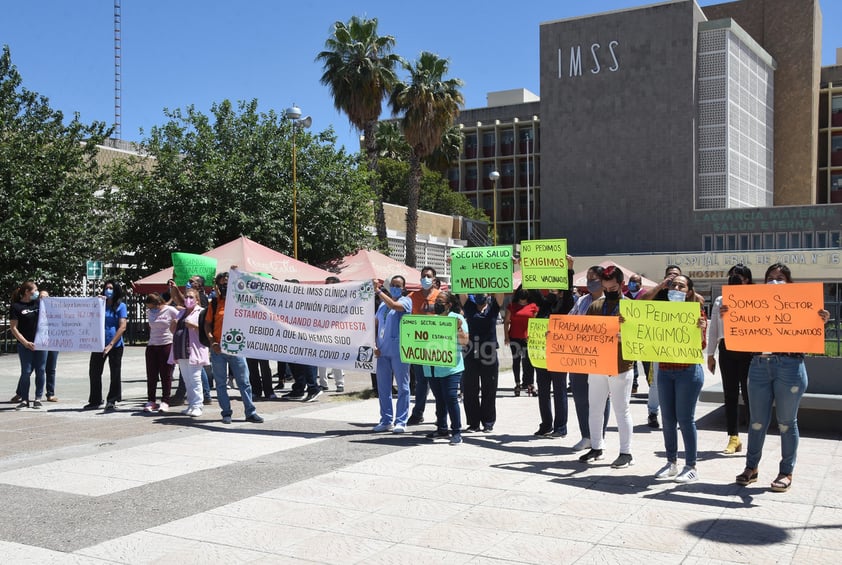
[647,413,660,429]
[203,398,213,405]
[246,414,264,423]
[221,416,232,424]
[83,403,102,410]
[104,402,116,412]
[407,414,424,426]
[674,466,698,483]
[185,407,202,417]
[10,395,22,403]
[143,402,157,413]
[571,437,591,451]
[426,429,450,439]
[15,400,29,410]
[550,430,567,438]
[392,424,406,434]
[32,400,43,409]
[631,385,639,395]
[304,389,322,402]
[610,453,635,469]
[335,386,344,393]
[578,448,604,463]
[464,425,481,433]
[47,396,59,402]
[534,426,553,437]
[373,422,393,432]
[320,386,329,392]
[157,402,169,413]
[655,462,679,479]
[450,434,463,445]
[482,424,494,432]
[282,391,306,401]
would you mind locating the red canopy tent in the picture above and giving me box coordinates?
[132,236,334,293]
[322,249,424,291]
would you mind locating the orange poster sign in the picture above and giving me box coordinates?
[721,282,825,354]
[546,315,620,375]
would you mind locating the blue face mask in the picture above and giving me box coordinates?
[627,281,640,293]
[104,288,114,298]
[389,286,403,299]
[667,290,686,302]
[420,277,434,290]
[31,292,40,301]
[586,280,602,294]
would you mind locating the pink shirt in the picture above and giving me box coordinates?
[168,307,210,366]
[147,305,178,346]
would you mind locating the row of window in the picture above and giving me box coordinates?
[703,231,842,251]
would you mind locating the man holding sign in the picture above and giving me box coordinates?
[373,276,413,433]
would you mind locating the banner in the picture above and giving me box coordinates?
[399,315,459,367]
[546,314,619,374]
[527,318,549,369]
[619,301,704,363]
[520,239,568,289]
[172,252,218,286]
[720,282,825,353]
[450,246,513,293]
[34,297,105,352]
[220,270,376,370]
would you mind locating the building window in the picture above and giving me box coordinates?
[482,131,496,158]
[715,234,725,250]
[752,233,762,250]
[500,129,514,156]
[803,232,814,249]
[764,233,775,249]
[790,232,801,249]
[703,235,713,251]
[727,234,737,250]
[817,232,828,248]
[831,231,841,248]
[833,94,842,127]
[464,134,477,159]
[777,233,788,249]
[739,234,749,250]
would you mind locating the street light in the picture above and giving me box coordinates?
[285,104,312,260]
[489,170,500,245]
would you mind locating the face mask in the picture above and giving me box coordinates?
[586,280,602,294]
[184,297,197,308]
[420,277,434,290]
[767,279,786,285]
[627,282,640,293]
[31,292,40,301]
[667,290,687,302]
[604,290,621,301]
[389,286,403,299]
[104,288,114,298]
[545,293,558,305]
[218,284,227,297]
[434,303,446,315]
[185,281,192,289]
[473,294,486,305]
[515,291,528,302]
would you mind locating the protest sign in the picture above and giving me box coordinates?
[527,318,549,370]
[546,314,619,374]
[450,246,513,293]
[520,239,568,289]
[399,315,459,367]
[34,297,105,352]
[220,270,376,370]
[619,300,704,363]
[720,282,825,353]
[172,252,218,286]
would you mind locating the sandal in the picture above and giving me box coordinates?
[770,474,792,492]
[527,385,537,397]
[736,468,758,486]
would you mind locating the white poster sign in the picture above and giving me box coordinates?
[220,270,376,370]
[35,297,105,352]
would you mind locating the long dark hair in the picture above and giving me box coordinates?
[11,280,37,303]
[764,263,793,283]
[103,280,124,313]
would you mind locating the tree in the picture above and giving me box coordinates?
[316,16,402,248]
[110,99,374,276]
[390,52,464,267]
[424,124,462,175]
[0,45,115,297]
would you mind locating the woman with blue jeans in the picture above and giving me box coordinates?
[653,275,707,483]
[424,290,469,445]
[10,280,47,409]
[734,263,830,493]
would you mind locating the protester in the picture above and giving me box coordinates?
[407,266,440,426]
[734,263,830,492]
[85,280,127,412]
[144,292,178,412]
[459,290,504,433]
[168,286,209,417]
[169,275,212,406]
[248,358,276,400]
[373,275,413,433]
[10,280,47,409]
[318,275,346,393]
[707,264,754,454]
[624,274,648,395]
[39,289,60,403]
[504,285,539,396]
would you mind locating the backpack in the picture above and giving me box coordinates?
[198,308,210,347]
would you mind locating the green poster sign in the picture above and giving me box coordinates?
[399,315,459,367]
[171,253,218,286]
[450,246,513,293]
[527,318,548,370]
[520,239,568,289]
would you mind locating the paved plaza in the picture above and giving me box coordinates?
[1,347,841,564]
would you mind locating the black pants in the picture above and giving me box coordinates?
[463,348,499,428]
[88,346,124,405]
[510,338,534,387]
[719,341,752,435]
[247,358,273,398]
[536,368,568,434]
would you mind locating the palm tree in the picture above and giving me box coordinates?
[390,51,464,267]
[424,124,463,174]
[316,16,402,246]
[375,121,410,161]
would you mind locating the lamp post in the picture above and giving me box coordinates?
[285,104,312,260]
[489,170,500,245]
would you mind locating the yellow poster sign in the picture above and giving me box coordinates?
[527,318,548,369]
[619,301,704,364]
[519,239,568,290]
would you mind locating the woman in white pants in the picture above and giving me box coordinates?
[168,288,210,417]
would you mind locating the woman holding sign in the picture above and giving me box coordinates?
[10,280,47,409]
[85,281,127,412]
[734,263,830,493]
[504,286,539,396]
[460,292,504,432]
[168,287,210,417]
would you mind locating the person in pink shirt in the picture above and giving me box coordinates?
[168,287,210,417]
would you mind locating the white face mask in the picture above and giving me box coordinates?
[766,279,786,285]
[667,290,686,302]
[420,277,434,290]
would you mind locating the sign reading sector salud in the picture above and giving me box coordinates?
[546,315,619,374]
[172,252,218,286]
[520,239,568,289]
[220,269,376,370]
[527,318,549,370]
[399,315,459,367]
[619,301,704,364]
[34,297,105,352]
[721,282,825,354]
[450,246,513,293]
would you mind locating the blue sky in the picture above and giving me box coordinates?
[2,0,841,152]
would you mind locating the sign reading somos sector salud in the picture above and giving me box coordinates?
[399,315,459,368]
[619,301,704,364]
[172,252,218,287]
[546,315,619,374]
[721,282,825,354]
[527,318,549,370]
[450,246,513,293]
[520,239,568,289]
[35,297,105,352]
[220,269,376,370]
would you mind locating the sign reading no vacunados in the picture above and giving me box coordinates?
[220,269,376,370]
[35,297,105,352]
[399,315,459,367]
[450,246,513,293]
[520,239,568,289]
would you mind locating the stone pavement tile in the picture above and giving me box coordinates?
[339,456,415,478]
[264,478,409,513]
[75,530,272,564]
[0,466,146,496]
[723,496,815,525]
[575,544,688,565]
[281,534,395,565]
[551,496,642,522]
[800,506,842,551]
[598,522,703,555]
[209,496,367,531]
[537,514,616,544]
[0,541,112,564]
[402,521,513,556]
[791,544,842,563]
[424,482,505,506]
[478,489,569,514]
[697,515,805,546]
[377,494,473,523]
[338,512,438,544]
[448,505,550,536]
[625,502,726,532]
[363,544,474,565]
[689,538,798,563]
[806,504,842,525]
[682,557,748,565]
[454,467,534,490]
[478,531,592,564]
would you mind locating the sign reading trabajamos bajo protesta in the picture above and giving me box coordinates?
[527,318,549,370]
[546,315,619,374]
[519,239,568,289]
[619,301,704,364]
[450,246,513,293]
[35,297,106,352]
[220,269,376,370]
[399,315,459,367]
[720,282,825,354]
